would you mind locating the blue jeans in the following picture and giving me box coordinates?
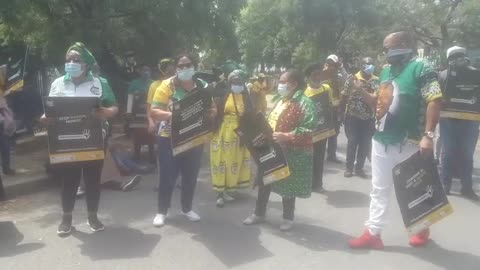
[157,137,203,214]
[440,118,480,192]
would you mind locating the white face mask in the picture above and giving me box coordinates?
[65,62,83,78]
[231,84,244,94]
[177,67,195,81]
[277,83,289,97]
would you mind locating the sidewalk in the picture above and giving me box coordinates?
[2,135,52,198]
[2,123,133,200]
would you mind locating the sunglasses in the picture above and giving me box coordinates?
[177,63,193,69]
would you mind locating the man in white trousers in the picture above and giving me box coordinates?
[348,31,442,250]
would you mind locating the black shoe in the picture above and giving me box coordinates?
[355,169,369,179]
[122,175,142,191]
[3,168,15,176]
[87,215,105,232]
[461,190,480,201]
[344,170,353,178]
[327,157,342,164]
[57,215,73,236]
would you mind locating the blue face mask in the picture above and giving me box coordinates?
[231,84,244,94]
[65,63,83,78]
[177,67,195,81]
[363,64,375,75]
[277,83,289,97]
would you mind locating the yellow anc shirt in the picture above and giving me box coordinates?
[304,83,333,102]
[147,80,162,105]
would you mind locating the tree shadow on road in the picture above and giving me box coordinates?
[0,221,45,258]
[384,241,480,270]
[71,226,161,261]
[162,180,274,268]
[325,189,370,208]
[266,223,366,254]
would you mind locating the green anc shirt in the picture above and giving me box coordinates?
[374,59,442,145]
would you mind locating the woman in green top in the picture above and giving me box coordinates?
[243,69,317,231]
[42,42,118,236]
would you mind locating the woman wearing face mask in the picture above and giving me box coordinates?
[42,42,118,236]
[341,57,379,179]
[210,70,253,207]
[243,69,317,231]
[150,53,217,227]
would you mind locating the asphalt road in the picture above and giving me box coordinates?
[1,135,479,270]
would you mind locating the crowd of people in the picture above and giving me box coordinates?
[0,31,479,251]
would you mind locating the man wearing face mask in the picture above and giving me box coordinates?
[341,57,379,178]
[439,46,480,201]
[349,32,442,249]
[127,64,155,163]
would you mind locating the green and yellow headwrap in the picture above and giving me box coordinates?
[227,69,248,84]
[159,58,175,71]
[67,42,97,66]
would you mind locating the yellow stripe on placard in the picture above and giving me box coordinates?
[172,132,213,156]
[440,111,480,121]
[50,150,105,164]
[8,80,24,92]
[263,166,290,185]
[407,203,454,235]
[313,129,336,143]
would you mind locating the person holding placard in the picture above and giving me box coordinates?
[304,63,334,193]
[439,46,480,201]
[348,32,442,249]
[42,42,118,236]
[150,53,217,227]
[127,64,155,163]
[243,69,317,231]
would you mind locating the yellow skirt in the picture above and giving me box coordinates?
[210,115,251,192]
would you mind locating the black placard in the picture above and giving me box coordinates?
[128,92,148,128]
[392,151,453,234]
[170,90,213,155]
[310,91,336,142]
[441,68,480,120]
[44,96,104,164]
[235,112,290,185]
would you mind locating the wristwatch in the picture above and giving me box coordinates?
[424,131,435,140]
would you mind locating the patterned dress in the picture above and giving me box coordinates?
[268,90,317,198]
[210,93,251,192]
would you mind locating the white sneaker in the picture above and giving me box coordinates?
[243,214,265,225]
[181,210,201,222]
[280,219,294,231]
[153,214,166,227]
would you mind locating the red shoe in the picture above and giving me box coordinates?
[349,229,384,250]
[409,228,430,247]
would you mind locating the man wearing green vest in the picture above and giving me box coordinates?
[349,32,442,249]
